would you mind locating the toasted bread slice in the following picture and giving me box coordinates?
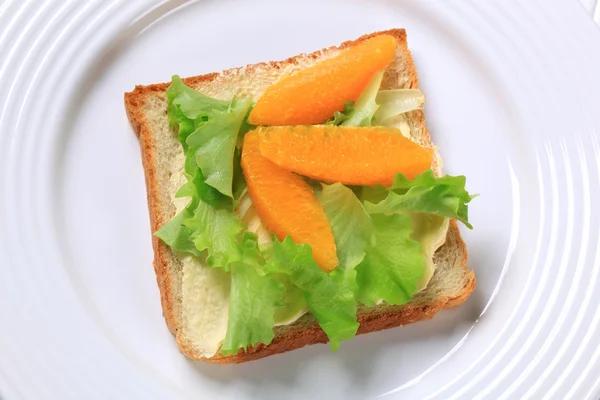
[124,29,475,363]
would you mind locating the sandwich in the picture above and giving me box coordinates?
[124,29,476,364]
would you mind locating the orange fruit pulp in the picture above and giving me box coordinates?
[258,125,432,187]
[248,34,396,126]
[241,130,339,272]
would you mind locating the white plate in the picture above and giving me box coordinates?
[1,1,600,399]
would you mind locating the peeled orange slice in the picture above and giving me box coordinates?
[248,35,396,126]
[258,125,432,187]
[241,130,338,271]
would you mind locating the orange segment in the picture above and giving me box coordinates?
[241,130,338,271]
[258,125,432,187]
[248,35,396,126]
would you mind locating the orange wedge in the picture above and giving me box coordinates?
[258,125,432,187]
[241,130,338,271]
[248,35,396,126]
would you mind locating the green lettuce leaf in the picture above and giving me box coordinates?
[326,101,354,125]
[156,76,248,267]
[236,104,256,147]
[363,170,475,228]
[231,147,246,201]
[154,208,201,256]
[341,70,384,127]
[167,75,229,125]
[168,75,249,197]
[273,274,307,324]
[325,72,425,128]
[186,98,251,197]
[318,183,371,270]
[266,237,359,350]
[184,202,245,268]
[318,182,430,310]
[356,213,425,306]
[373,88,425,125]
[221,233,285,355]
[317,182,427,307]
[258,244,308,324]
[156,157,246,267]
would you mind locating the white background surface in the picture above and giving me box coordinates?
[0,1,600,399]
[581,0,600,22]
